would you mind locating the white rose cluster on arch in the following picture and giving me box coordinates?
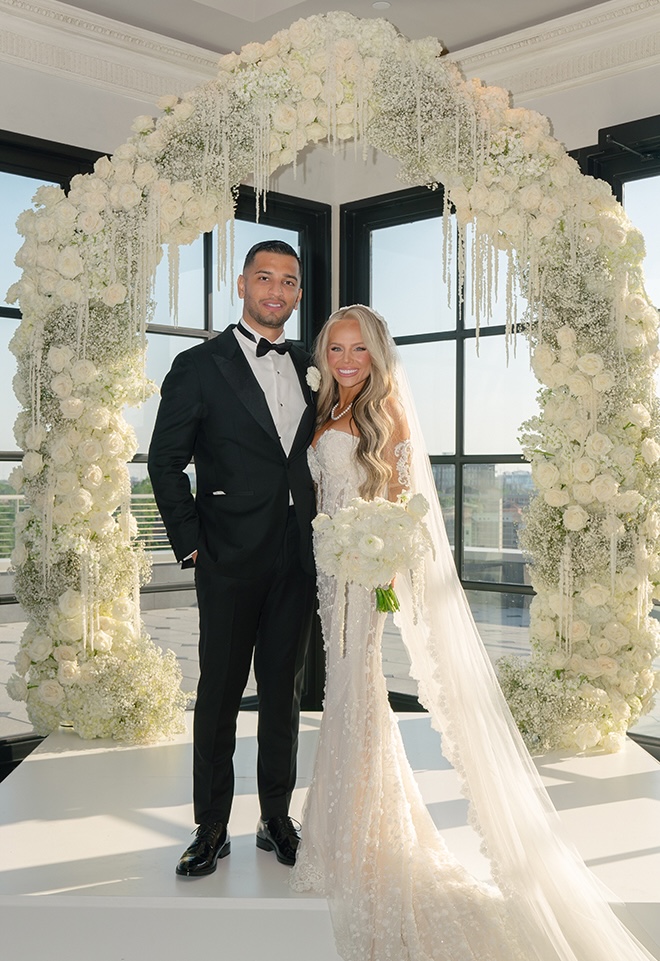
[5,11,658,749]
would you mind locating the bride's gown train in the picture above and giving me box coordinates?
[290,429,656,961]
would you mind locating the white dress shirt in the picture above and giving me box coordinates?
[234,322,306,456]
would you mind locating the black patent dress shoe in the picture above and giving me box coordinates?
[175,821,230,877]
[256,815,301,866]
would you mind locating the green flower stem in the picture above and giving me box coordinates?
[375,585,400,613]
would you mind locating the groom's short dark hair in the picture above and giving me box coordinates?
[242,240,302,277]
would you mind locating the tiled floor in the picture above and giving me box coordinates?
[1,601,659,742]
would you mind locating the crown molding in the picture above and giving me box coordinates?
[0,0,658,106]
[450,0,660,100]
[0,0,218,100]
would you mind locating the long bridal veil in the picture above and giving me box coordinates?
[391,352,656,961]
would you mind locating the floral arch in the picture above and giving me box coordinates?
[6,11,660,751]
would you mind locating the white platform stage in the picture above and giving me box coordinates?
[1,711,660,961]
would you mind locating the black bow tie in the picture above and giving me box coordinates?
[237,322,291,358]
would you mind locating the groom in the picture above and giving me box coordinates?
[148,239,316,876]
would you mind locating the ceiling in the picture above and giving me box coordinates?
[59,0,614,56]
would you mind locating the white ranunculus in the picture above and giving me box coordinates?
[563,505,589,531]
[556,325,576,348]
[590,474,619,503]
[60,397,84,419]
[38,678,65,707]
[22,451,44,477]
[572,458,596,483]
[51,371,74,398]
[641,437,660,465]
[585,432,613,458]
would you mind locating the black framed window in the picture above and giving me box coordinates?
[341,187,536,708]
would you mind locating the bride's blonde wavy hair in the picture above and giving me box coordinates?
[314,305,397,500]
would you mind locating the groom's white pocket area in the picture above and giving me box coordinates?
[212,490,226,495]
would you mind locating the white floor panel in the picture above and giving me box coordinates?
[1,712,659,960]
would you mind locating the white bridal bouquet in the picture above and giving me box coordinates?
[312,493,433,613]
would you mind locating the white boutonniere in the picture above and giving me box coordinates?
[306,366,321,391]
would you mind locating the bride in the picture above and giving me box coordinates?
[290,304,656,961]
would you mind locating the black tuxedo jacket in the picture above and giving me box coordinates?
[147,326,316,578]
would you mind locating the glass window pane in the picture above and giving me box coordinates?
[0,317,21,451]
[371,216,456,336]
[465,590,531,663]
[123,333,205,454]
[0,172,58,309]
[127,461,196,557]
[397,341,455,455]
[0,460,23,566]
[152,235,205,329]
[431,463,455,550]
[462,463,533,586]
[212,220,301,340]
[464,334,539,455]
[624,176,660,308]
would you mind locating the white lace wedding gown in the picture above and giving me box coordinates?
[291,430,527,961]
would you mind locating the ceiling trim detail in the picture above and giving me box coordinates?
[0,0,658,104]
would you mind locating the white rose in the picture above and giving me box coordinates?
[306,366,321,391]
[624,292,649,321]
[573,458,596,483]
[53,644,78,662]
[81,465,104,490]
[300,75,323,100]
[585,432,613,458]
[272,103,298,133]
[518,182,543,211]
[100,283,127,307]
[52,502,74,526]
[38,678,65,707]
[218,51,240,72]
[288,18,315,49]
[602,514,624,537]
[51,371,74,398]
[28,633,53,661]
[571,620,591,643]
[103,432,125,457]
[566,372,591,396]
[47,345,74,372]
[563,505,589,531]
[590,474,619,503]
[556,325,576,348]
[68,487,94,513]
[610,445,635,471]
[565,418,590,443]
[573,482,594,504]
[82,407,111,430]
[576,353,604,376]
[78,438,104,463]
[592,371,615,392]
[22,451,44,477]
[596,655,619,677]
[574,722,601,751]
[157,94,179,111]
[539,196,564,219]
[10,542,27,567]
[93,631,113,653]
[641,437,660,465]
[58,660,80,684]
[7,675,28,701]
[15,651,31,675]
[615,490,643,513]
[59,616,83,641]
[54,471,77,495]
[89,511,116,536]
[56,279,84,304]
[544,488,570,507]
[593,638,613,656]
[56,247,84,279]
[581,584,610,607]
[25,424,47,449]
[559,346,577,368]
[51,441,73,466]
[77,209,104,234]
[173,101,195,122]
[111,183,143,211]
[625,404,651,428]
[603,622,630,646]
[530,214,554,239]
[336,102,355,126]
[498,209,524,237]
[60,397,84,419]
[8,466,24,491]
[239,41,264,63]
[81,190,107,212]
[58,588,82,618]
[532,461,560,488]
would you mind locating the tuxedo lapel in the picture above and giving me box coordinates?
[211,328,281,447]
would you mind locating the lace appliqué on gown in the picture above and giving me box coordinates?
[291,430,524,961]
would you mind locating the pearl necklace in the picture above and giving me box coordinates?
[330,400,353,421]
